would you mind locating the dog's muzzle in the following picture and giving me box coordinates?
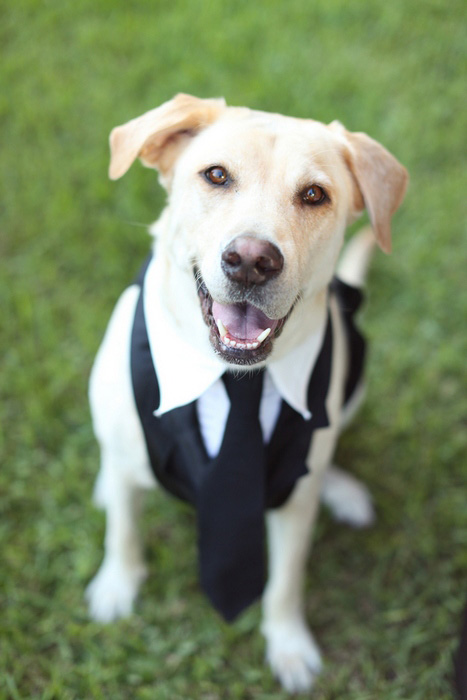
[196,236,293,366]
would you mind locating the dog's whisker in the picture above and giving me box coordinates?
[122,219,154,229]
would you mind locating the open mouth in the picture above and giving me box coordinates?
[196,270,291,365]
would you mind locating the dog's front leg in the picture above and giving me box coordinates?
[86,452,148,623]
[86,286,155,623]
[262,467,326,693]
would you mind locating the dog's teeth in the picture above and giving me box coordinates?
[256,328,271,343]
[220,336,260,351]
[216,319,228,338]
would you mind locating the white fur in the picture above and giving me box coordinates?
[87,96,407,694]
[321,465,375,528]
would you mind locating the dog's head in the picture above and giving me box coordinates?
[109,94,407,366]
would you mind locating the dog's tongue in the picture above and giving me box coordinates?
[212,301,279,341]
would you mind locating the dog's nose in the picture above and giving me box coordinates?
[221,236,284,287]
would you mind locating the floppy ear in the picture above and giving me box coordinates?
[108,93,226,182]
[329,121,408,253]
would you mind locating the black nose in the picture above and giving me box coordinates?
[221,236,284,287]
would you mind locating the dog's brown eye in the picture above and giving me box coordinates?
[301,184,327,205]
[205,166,228,185]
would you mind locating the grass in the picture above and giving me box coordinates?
[1,0,466,697]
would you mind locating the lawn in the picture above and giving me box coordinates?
[1,1,466,698]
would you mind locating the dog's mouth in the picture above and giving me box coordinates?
[196,270,291,365]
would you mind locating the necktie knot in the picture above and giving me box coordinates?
[222,371,264,415]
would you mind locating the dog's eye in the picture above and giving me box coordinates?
[301,184,327,205]
[205,166,229,185]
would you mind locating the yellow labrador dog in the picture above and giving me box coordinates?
[86,94,407,693]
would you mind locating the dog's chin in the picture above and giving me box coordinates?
[196,271,292,366]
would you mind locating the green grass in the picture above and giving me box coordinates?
[1,1,466,698]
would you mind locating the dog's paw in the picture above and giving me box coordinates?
[85,558,147,623]
[262,620,322,694]
[321,464,375,528]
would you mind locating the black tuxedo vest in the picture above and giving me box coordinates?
[130,259,366,617]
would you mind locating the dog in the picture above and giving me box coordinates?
[86,94,408,693]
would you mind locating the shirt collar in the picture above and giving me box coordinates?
[144,254,327,420]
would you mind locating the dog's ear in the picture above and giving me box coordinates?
[108,93,226,182]
[329,121,408,253]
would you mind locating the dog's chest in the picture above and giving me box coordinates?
[196,372,283,458]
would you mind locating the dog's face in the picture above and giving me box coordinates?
[109,94,407,366]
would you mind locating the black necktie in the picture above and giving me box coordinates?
[197,370,266,621]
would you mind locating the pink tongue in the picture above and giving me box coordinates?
[212,301,279,341]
